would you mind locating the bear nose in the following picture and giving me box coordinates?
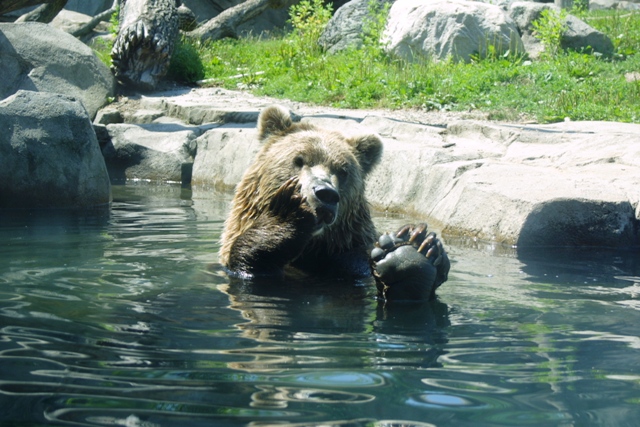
[314,185,340,206]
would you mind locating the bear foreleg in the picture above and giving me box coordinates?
[227,177,316,276]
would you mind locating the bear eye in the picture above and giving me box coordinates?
[294,156,304,168]
[337,168,349,183]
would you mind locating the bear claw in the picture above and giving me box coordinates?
[269,177,316,231]
[370,223,449,302]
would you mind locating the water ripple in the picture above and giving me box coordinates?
[2,185,640,426]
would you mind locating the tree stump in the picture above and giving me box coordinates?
[111,0,179,90]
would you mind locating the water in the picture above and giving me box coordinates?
[1,184,639,427]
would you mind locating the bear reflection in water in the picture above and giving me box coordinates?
[220,274,450,371]
[219,105,450,303]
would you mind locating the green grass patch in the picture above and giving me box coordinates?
[195,6,640,123]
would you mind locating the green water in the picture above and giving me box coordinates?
[1,184,639,427]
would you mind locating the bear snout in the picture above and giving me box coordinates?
[312,184,339,227]
[313,184,340,206]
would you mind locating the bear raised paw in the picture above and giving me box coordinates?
[219,105,450,302]
[371,224,450,301]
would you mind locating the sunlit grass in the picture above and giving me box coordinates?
[193,8,640,123]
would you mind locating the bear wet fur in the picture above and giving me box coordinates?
[219,105,449,301]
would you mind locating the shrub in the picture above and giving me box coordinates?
[532,9,568,59]
[168,37,206,83]
[289,0,332,48]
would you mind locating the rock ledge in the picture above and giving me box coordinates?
[102,87,640,248]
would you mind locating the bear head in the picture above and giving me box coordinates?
[220,105,383,266]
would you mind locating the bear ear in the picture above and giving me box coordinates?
[257,105,293,141]
[347,133,383,175]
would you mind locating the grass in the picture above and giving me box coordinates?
[95,5,640,123]
[194,5,640,123]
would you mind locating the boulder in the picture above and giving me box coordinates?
[563,13,614,55]
[384,0,525,63]
[102,123,199,184]
[51,9,93,33]
[319,0,393,54]
[0,22,114,119]
[0,90,111,209]
[508,2,614,58]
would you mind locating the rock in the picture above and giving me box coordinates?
[617,1,640,10]
[508,2,614,58]
[94,107,123,125]
[589,0,620,8]
[361,118,640,247]
[508,1,551,31]
[589,0,640,10]
[123,109,165,124]
[0,90,111,209]
[563,13,614,55]
[139,88,263,124]
[102,87,640,248]
[0,22,114,119]
[191,123,260,190]
[319,0,392,54]
[384,0,525,63]
[102,123,199,184]
[508,1,556,58]
[181,0,240,19]
[51,9,93,34]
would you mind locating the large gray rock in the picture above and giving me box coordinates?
[0,22,114,119]
[319,0,392,54]
[563,13,614,55]
[508,2,614,58]
[0,90,111,209]
[384,0,525,62]
[51,9,96,35]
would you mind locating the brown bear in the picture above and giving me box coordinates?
[219,105,449,301]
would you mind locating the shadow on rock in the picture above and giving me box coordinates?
[517,199,638,248]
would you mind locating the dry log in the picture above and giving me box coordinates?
[188,0,299,43]
[111,0,179,90]
[14,0,66,23]
[0,0,52,16]
[70,0,118,38]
